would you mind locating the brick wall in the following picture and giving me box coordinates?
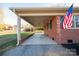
[60,29,79,44]
[44,16,79,44]
[44,16,60,44]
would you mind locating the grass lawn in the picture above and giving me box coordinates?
[21,32,33,39]
[0,32,33,55]
[0,34,17,46]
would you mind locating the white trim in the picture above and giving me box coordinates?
[18,13,79,16]
[67,27,79,29]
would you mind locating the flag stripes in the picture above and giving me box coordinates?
[63,4,73,29]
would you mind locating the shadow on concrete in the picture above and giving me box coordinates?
[62,44,79,55]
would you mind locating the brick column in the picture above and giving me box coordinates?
[56,16,61,44]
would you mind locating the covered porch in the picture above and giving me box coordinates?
[10,7,79,45]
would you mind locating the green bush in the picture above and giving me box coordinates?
[35,27,43,30]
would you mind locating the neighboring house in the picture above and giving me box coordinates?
[21,24,34,32]
[44,16,79,44]
[0,24,13,31]
[5,24,13,30]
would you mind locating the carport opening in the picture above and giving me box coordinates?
[21,16,53,33]
[19,16,54,44]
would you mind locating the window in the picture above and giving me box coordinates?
[75,16,79,27]
[47,20,52,30]
[60,16,64,29]
[47,23,49,30]
[48,23,50,30]
[49,20,52,29]
[60,16,79,29]
[71,18,74,27]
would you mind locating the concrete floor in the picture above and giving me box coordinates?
[22,32,57,45]
[3,32,76,56]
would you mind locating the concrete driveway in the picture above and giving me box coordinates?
[22,32,57,45]
[3,32,76,56]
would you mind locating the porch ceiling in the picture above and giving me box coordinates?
[11,7,79,27]
[21,16,52,27]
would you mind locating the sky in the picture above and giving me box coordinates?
[0,0,79,3]
[3,8,17,25]
[0,3,79,8]
[1,3,79,26]
[3,8,29,26]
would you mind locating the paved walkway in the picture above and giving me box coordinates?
[22,33,57,45]
[3,33,76,56]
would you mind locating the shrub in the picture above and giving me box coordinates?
[0,24,6,31]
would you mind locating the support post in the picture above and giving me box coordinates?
[16,16,21,46]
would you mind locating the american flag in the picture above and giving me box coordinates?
[63,4,73,29]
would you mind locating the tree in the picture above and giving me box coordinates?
[0,24,6,31]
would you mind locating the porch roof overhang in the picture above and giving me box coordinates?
[10,7,79,27]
